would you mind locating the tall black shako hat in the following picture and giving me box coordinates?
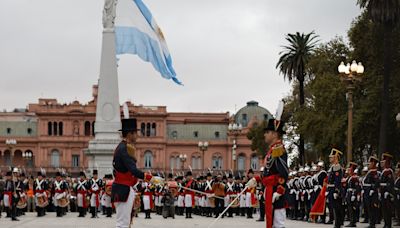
[119,118,138,133]
[264,101,285,134]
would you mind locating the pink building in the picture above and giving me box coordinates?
[0,85,273,176]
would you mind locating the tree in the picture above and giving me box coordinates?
[246,121,268,158]
[276,32,319,165]
[357,0,400,155]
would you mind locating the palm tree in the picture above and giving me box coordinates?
[357,0,400,155]
[276,31,318,165]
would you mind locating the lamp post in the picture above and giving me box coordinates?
[179,154,187,170]
[198,141,209,169]
[228,122,242,172]
[5,139,17,167]
[22,151,33,168]
[338,60,364,163]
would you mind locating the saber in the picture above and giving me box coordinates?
[207,185,249,228]
[180,186,225,200]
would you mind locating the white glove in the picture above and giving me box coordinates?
[351,196,356,202]
[246,178,257,188]
[384,192,389,199]
[272,192,282,203]
[308,194,311,200]
[325,192,329,197]
[333,193,339,199]
[296,194,299,201]
[369,190,374,196]
[301,196,304,201]
[357,195,361,202]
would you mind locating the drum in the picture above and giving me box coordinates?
[58,196,70,208]
[208,197,215,208]
[134,192,141,210]
[230,195,239,208]
[37,195,49,208]
[17,197,27,209]
[167,181,178,197]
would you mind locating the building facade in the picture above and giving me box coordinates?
[0,85,273,176]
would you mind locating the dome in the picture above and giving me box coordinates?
[234,101,273,128]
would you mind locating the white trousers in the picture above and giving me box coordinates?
[273,208,286,228]
[77,193,84,207]
[143,195,151,210]
[245,192,252,207]
[4,194,10,207]
[115,188,135,228]
[90,193,99,207]
[177,195,185,207]
[184,194,192,208]
[239,194,246,207]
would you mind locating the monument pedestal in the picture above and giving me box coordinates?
[85,29,121,178]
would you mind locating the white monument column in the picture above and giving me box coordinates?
[85,0,120,177]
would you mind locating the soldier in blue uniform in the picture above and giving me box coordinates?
[394,162,400,226]
[363,156,380,228]
[344,162,361,227]
[379,153,394,228]
[327,148,344,228]
[111,118,153,228]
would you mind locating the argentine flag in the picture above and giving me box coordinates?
[115,0,182,85]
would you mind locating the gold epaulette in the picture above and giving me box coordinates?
[127,143,137,160]
[271,145,285,158]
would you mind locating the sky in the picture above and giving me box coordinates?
[0,0,361,115]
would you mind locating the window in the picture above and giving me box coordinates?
[6,128,11,134]
[250,154,259,170]
[141,123,146,136]
[48,122,52,136]
[237,155,246,171]
[4,150,11,166]
[84,121,91,136]
[151,123,156,136]
[146,123,151,137]
[242,114,247,121]
[214,131,220,138]
[212,154,223,170]
[144,150,153,168]
[51,149,60,168]
[27,128,32,135]
[171,131,178,139]
[191,156,201,170]
[193,131,199,138]
[92,121,95,136]
[264,114,269,121]
[170,156,180,169]
[53,122,58,136]
[58,122,63,136]
[72,155,80,168]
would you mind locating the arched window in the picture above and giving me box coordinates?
[250,154,259,170]
[144,150,153,168]
[4,150,11,166]
[212,154,223,170]
[151,123,156,136]
[48,122,52,136]
[84,121,91,136]
[58,122,63,136]
[92,121,95,136]
[51,149,60,168]
[141,123,146,136]
[53,122,58,136]
[191,155,201,170]
[146,123,151,137]
[237,154,246,171]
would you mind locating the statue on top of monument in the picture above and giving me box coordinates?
[103,0,117,30]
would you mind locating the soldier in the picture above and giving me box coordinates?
[327,148,344,228]
[111,118,153,228]
[53,171,68,217]
[154,177,164,216]
[0,172,4,218]
[247,116,289,228]
[256,169,265,222]
[224,173,236,218]
[303,165,312,221]
[345,162,361,227]
[89,170,103,218]
[363,156,380,228]
[34,171,48,217]
[314,161,328,223]
[15,172,26,217]
[212,174,226,218]
[394,162,400,226]
[245,169,256,219]
[4,170,18,221]
[75,171,89,217]
[380,153,394,228]
[142,178,154,219]
[183,171,196,218]
[204,173,214,217]
[360,165,369,224]
[239,176,247,217]
[103,174,113,218]
[176,176,185,216]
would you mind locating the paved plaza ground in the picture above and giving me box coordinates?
[1,212,398,228]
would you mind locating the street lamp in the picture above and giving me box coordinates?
[338,60,364,163]
[228,122,242,171]
[198,141,209,169]
[22,151,33,168]
[179,154,187,170]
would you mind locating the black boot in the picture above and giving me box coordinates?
[90,207,96,218]
[106,207,112,217]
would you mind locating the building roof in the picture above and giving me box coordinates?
[234,101,272,128]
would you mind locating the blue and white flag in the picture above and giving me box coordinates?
[115,0,182,85]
